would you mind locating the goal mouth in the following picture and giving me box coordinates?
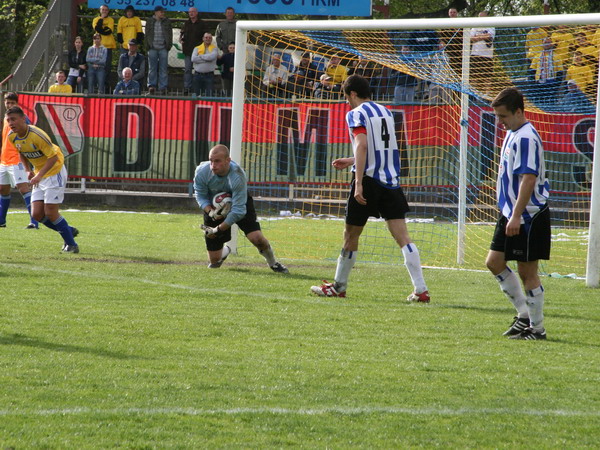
[228,14,600,282]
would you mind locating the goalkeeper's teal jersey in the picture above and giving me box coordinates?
[193,160,248,226]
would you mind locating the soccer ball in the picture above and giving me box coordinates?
[212,191,232,217]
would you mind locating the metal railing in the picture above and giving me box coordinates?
[9,0,71,92]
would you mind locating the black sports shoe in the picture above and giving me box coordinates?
[0,223,6,228]
[62,244,80,254]
[503,316,530,336]
[71,227,79,237]
[271,262,289,273]
[509,327,547,340]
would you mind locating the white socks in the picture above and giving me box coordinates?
[334,249,357,292]
[526,285,545,331]
[402,244,427,293]
[260,246,277,266]
[495,267,528,318]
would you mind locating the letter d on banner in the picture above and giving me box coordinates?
[113,103,153,173]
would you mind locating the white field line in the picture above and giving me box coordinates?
[0,406,598,417]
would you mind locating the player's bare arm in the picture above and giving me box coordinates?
[332,157,354,170]
[506,173,536,236]
[353,133,368,205]
[29,155,58,186]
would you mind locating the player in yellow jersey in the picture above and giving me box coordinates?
[0,92,38,228]
[5,106,79,253]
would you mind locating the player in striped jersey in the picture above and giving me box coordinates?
[311,74,429,302]
[0,92,38,229]
[487,87,550,340]
[5,106,79,253]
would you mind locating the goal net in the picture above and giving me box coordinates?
[230,14,600,284]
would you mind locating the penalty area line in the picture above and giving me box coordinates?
[0,406,598,417]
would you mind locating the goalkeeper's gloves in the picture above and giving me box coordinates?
[201,224,221,238]
[208,207,224,220]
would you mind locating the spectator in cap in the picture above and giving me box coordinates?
[117,38,146,87]
[313,74,337,99]
[289,52,319,97]
[218,42,235,95]
[117,5,144,55]
[180,6,210,93]
[145,5,172,94]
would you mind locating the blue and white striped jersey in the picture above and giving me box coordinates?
[193,160,248,226]
[496,121,549,222]
[346,101,401,188]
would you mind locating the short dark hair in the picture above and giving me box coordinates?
[342,74,371,99]
[5,106,25,117]
[491,87,524,113]
[226,6,235,12]
[57,69,67,77]
[5,92,18,102]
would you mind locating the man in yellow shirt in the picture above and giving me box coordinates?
[5,106,79,253]
[117,5,144,54]
[48,70,73,94]
[93,4,117,87]
[0,93,37,228]
[325,55,349,88]
[566,51,594,95]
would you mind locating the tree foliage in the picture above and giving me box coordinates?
[0,0,48,82]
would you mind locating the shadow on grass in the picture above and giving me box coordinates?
[0,333,146,360]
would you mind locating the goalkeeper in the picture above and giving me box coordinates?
[193,144,289,273]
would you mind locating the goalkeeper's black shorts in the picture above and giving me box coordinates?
[203,194,261,251]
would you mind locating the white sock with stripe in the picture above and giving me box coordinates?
[334,249,356,292]
[495,267,528,318]
[402,243,427,293]
[526,285,545,331]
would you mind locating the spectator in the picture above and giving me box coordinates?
[67,36,87,93]
[562,80,595,113]
[117,39,146,86]
[87,33,108,94]
[574,31,598,76]
[180,7,210,93]
[348,57,379,81]
[407,29,439,53]
[215,6,236,54]
[313,74,337,99]
[117,5,144,55]
[262,53,290,97]
[191,33,218,97]
[551,25,575,69]
[438,7,462,78]
[218,42,235,95]
[113,67,140,95]
[566,51,594,96]
[428,42,454,104]
[530,36,563,106]
[525,26,549,79]
[392,50,419,104]
[92,4,116,85]
[48,70,72,94]
[470,11,495,98]
[145,5,172,95]
[325,54,348,88]
[289,52,319,97]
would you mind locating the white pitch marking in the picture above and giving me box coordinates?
[0,406,598,417]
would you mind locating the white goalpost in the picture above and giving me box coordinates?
[230,13,600,287]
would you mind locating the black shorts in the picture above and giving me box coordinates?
[490,205,551,262]
[204,195,261,251]
[346,176,411,227]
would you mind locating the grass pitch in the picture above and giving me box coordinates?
[1,210,599,447]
